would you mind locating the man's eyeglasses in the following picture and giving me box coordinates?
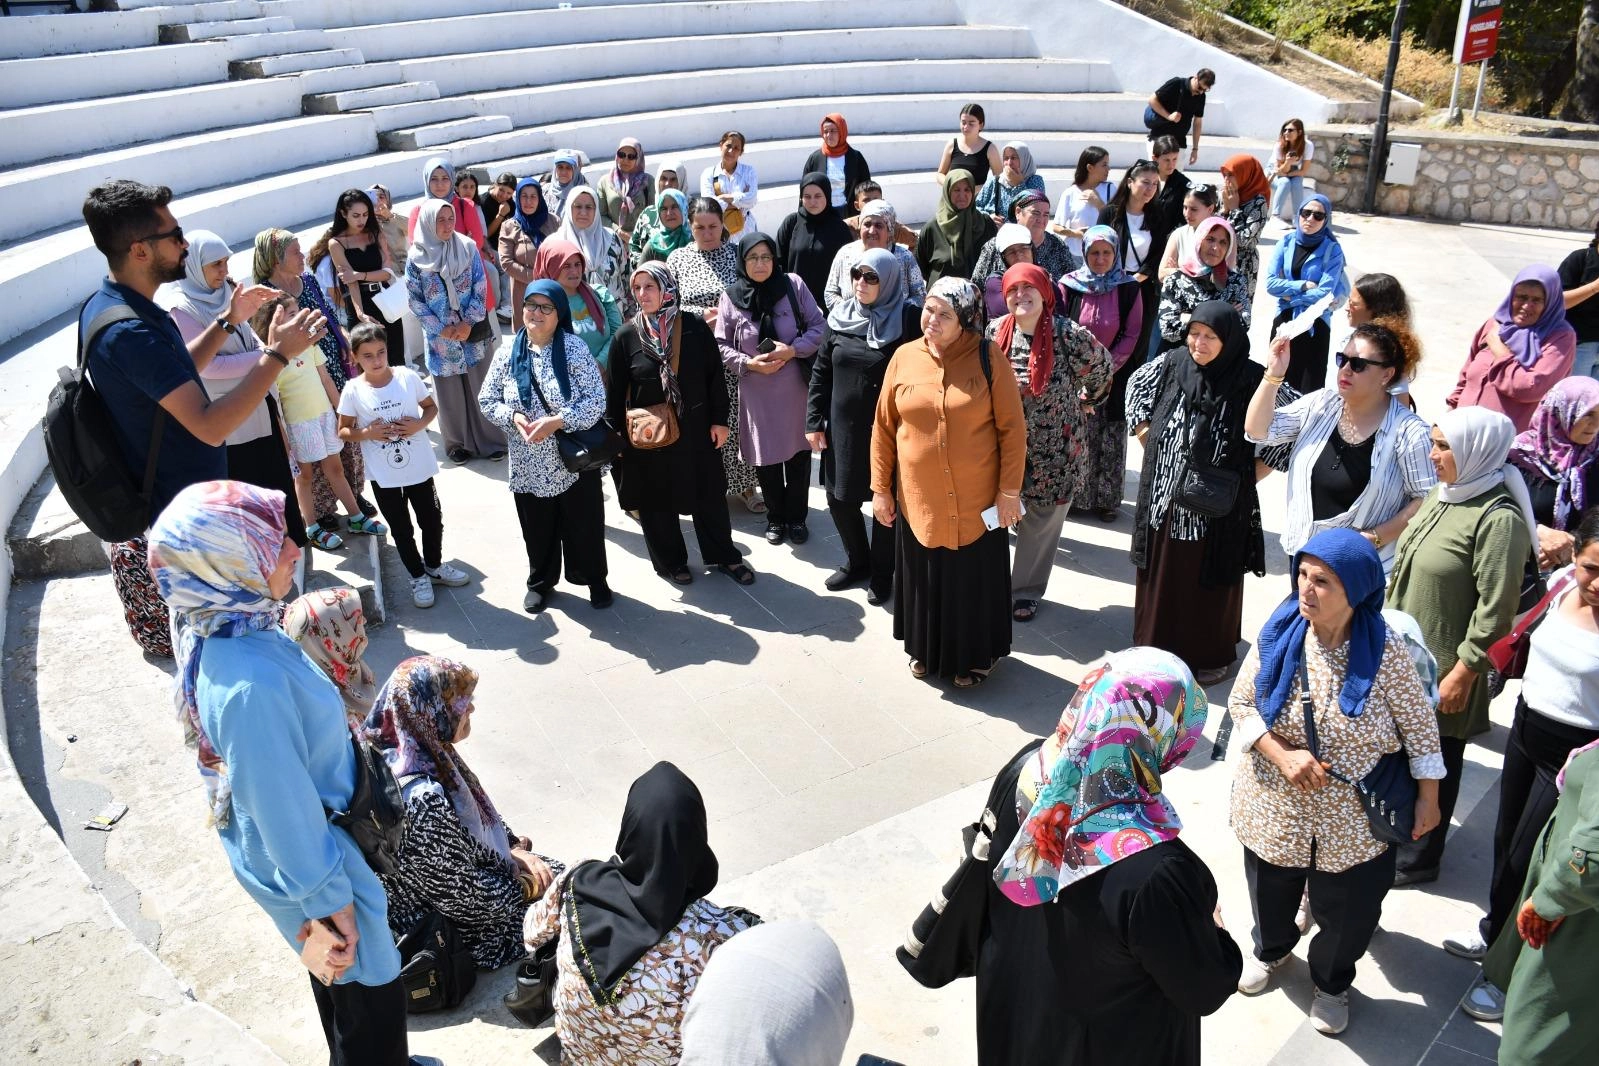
[135,225,185,246]
[1335,352,1392,374]
[849,268,880,283]
[1300,208,1327,221]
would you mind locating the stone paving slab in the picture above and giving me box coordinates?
[4,211,1582,1063]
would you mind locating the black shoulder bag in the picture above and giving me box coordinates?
[1176,410,1241,518]
[1299,659,1417,846]
[528,352,624,474]
[325,732,405,876]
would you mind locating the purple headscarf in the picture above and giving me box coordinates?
[1509,375,1599,529]
[1495,264,1573,369]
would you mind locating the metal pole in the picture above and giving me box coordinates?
[1471,58,1488,120]
[1363,0,1411,214]
[1447,63,1463,121]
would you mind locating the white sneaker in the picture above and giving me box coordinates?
[1310,988,1349,1035]
[425,562,470,587]
[1238,954,1287,995]
[1443,928,1487,961]
[1460,976,1505,1021]
[410,575,436,608]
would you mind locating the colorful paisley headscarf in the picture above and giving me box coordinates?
[1508,375,1599,530]
[281,586,377,726]
[993,646,1208,906]
[146,480,289,828]
[362,656,511,865]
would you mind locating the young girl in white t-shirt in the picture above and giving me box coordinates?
[336,323,470,608]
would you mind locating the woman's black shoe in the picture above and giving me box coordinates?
[825,566,867,591]
[589,582,614,608]
[764,523,786,545]
[718,561,756,585]
[787,523,809,544]
[523,585,550,613]
[866,585,890,606]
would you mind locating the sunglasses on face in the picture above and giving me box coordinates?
[1335,352,1392,373]
[1300,209,1326,221]
[849,268,880,283]
[616,150,637,160]
[136,225,185,246]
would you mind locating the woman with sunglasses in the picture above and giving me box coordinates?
[597,138,655,243]
[1245,321,1435,578]
[1269,119,1314,223]
[1265,193,1349,394]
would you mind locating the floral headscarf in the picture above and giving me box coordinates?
[927,275,983,332]
[630,261,686,417]
[1509,376,1599,529]
[363,656,510,864]
[1061,225,1132,295]
[282,587,376,726]
[608,136,648,228]
[993,647,1208,905]
[146,480,289,827]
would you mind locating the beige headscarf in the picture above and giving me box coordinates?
[281,587,377,726]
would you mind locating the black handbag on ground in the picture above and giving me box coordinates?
[504,936,560,1027]
[325,733,405,877]
[1299,660,1417,846]
[528,360,625,474]
[397,909,477,1013]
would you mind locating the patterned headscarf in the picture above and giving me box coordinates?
[282,587,377,726]
[1509,376,1599,529]
[630,261,685,417]
[408,198,477,312]
[1061,225,1132,295]
[250,227,296,285]
[1494,264,1574,369]
[859,197,898,231]
[646,188,693,258]
[1177,215,1237,286]
[146,480,289,828]
[363,656,510,864]
[608,136,648,228]
[994,263,1055,399]
[993,647,1208,905]
[927,275,983,332]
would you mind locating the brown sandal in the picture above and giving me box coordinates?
[908,658,928,679]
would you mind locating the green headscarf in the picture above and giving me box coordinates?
[933,168,985,266]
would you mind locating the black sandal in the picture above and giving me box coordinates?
[658,566,693,586]
[953,668,991,689]
[718,562,756,586]
[1013,599,1038,622]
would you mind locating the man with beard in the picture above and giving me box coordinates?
[79,179,322,654]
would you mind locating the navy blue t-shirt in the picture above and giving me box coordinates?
[82,279,225,526]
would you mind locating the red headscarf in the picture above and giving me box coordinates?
[820,113,850,158]
[532,239,604,326]
[1221,154,1270,204]
[995,263,1055,398]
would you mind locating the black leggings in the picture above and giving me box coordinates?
[309,975,409,1066]
[756,450,812,527]
[1273,309,1332,394]
[827,494,894,593]
[370,478,443,579]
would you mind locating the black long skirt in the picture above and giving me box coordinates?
[894,520,1012,678]
[1132,523,1243,672]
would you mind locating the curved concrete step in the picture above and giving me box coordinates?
[380,113,514,150]
[230,47,363,77]
[0,41,230,110]
[160,15,295,42]
[305,80,440,113]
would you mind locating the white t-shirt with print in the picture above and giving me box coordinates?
[337,367,440,489]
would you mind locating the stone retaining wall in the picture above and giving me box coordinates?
[1306,127,1599,229]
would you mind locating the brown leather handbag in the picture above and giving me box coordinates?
[625,316,682,449]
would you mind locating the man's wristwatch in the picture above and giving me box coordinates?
[215,313,237,336]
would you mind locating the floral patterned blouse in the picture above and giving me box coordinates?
[476,332,606,497]
[1227,194,1269,300]
[1156,269,1253,347]
[984,314,1114,505]
[522,877,758,1066]
[1228,632,1446,872]
[405,254,489,377]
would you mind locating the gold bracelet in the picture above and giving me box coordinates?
[999,490,1020,499]
[1262,373,1285,386]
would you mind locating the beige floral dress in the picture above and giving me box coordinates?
[522,877,757,1064]
[1228,630,1445,873]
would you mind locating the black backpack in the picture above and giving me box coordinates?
[326,733,405,877]
[42,303,167,542]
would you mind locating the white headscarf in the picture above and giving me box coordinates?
[553,187,610,287]
[408,199,477,312]
[155,230,258,355]
[1436,406,1537,537]
[679,920,853,1066]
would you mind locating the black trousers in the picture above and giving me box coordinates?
[1481,700,1599,944]
[1245,844,1397,995]
[1274,309,1332,394]
[225,397,307,546]
[309,974,409,1066]
[1397,734,1467,875]
[371,478,443,579]
[828,495,894,593]
[638,500,740,573]
[755,450,812,526]
[512,471,607,590]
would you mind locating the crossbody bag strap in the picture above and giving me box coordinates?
[1299,657,1355,786]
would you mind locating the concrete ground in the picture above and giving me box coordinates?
[4,210,1583,1065]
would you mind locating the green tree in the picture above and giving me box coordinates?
[1573,0,1599,119]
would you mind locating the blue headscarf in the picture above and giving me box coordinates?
[1253,527,1386,727]
[510,278,574,410]
[1285,192,1336,251]
[512,177,549,245]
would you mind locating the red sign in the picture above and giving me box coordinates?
[1454,0,1502,65]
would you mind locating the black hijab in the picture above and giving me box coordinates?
[725,230,797,343]
[567,762,719,1005]
[1171,299,1253,415]
[779,172,853,306]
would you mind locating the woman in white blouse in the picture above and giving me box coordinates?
[1245,320,1435,576]
[1050,146,1115,260]
[701,130,758,240]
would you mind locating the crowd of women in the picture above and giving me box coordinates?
[91,95,1599,1066]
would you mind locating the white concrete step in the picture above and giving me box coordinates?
[0,133,415,349]
[259,0,700,30]
[0,8,169,59]
[212,27,330,60]
[0,111,379,245]
[230,47,363,77]
[366,97,480,133]
[291,60,407,97]
[304,80,439,114]
[381,114,514,150]
[305,532,387,626]
[399,24,1040,97]
[322,0,969,63]
[0,41,231,110]
[472,59,1116,132]
[0,77,304,169]
[7,473,107,581]
[117,0,262,12]
[161,15,295,42]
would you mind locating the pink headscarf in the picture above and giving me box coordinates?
[1178,216,1237,287]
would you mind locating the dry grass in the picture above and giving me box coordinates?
[1309,31,1506,110]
